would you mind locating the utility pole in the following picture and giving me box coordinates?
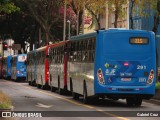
[67,20,71,40]
[63,1,67,41]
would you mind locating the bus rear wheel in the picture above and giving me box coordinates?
[28,81,31,85]
[126,97,142,106]
[73,92,79,100]
[135,98,142,106]
[83,82,90,104]
[51,86,56,92]
[126,98,134,106]
[37,84,41,89]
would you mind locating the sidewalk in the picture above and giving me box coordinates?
[145,90,160,105]
[146,99,160,105]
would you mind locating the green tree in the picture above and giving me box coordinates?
[85,0,107,29]
[107,0,127,28]
[0,0,19,14]
[66,0,85,34]
[0,0,38,52]
[23,0,64,45]
[67,0,128,30]
[129,0,157,29]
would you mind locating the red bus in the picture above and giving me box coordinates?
[47,40,69,94]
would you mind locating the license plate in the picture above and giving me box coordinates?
[121,78,131,81]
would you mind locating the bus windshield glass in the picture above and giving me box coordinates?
[18,55,27,62]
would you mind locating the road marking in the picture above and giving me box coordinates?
[21,84,130,119]
[36,103,53,108]
[96,109,130,120]
[23,85,93,109]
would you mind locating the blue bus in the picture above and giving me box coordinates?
[3,55,12,80]
[68,29,156,106]
[11,54,27,81]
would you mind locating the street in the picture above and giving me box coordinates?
[0,79,160,120]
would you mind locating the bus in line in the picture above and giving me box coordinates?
[27,29,156,106]
[67,29,156,106]
[3,55,12,80]
[11,54,27,81]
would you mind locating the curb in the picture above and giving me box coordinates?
[145,99,160,105]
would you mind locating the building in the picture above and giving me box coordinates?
[83,1,130,34]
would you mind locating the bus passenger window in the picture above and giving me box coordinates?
[82,51,88,62]
[77,51,82,62]
[92,38,95,50]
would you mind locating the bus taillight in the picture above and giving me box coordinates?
[147,69,154,84]
[97,68,105,84]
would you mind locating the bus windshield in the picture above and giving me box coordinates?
[18,55,27,62]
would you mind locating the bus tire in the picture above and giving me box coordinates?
[126,98,134,106]
[73,92,79,100]
[83,81,90,104]
[37,84,41,89]
[50,75,56,92]
[70,78,73,92]
[58,76,63,95]
[51,87,56,92]
[135,98,142,106]
[29,81,31,85]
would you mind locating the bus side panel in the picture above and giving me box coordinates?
[7,56,12,78]
[3,57,7,79]
[69,62,94,96]
[27,53,31,82]
[36,64,45,85]
[0,58,2,78]
[45,59,49,84]
[156,25,160,80]
[34,51,37,83]
[49,45,65,90]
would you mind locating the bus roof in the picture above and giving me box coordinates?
[70,29,153,42]
[48,40,68,48]
[106,29,153,34]
[36,46,47,52]
[70,32,96,41]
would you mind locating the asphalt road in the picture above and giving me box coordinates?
[0,79,160,120]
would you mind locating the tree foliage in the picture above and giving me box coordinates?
[66,0,85,34]
[67,0,128,29]
[85,0,107,29]
[107,0,128,28]
[129,0,157,29]
[0,0,20,14]
[23,0,64,45]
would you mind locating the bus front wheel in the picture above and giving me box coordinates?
[83,81,90,104]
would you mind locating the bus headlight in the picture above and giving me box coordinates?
[147,69,154,85]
